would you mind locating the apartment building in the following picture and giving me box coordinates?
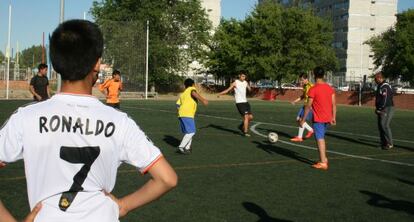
[260,0,397,82]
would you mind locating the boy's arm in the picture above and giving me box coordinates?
[218,82,236,96]
[99,80,110,96]
[29,80,41,101]
[112,157,177,217]
[191,91,208,106]
[0,201,41,222]
[331,93,337,125]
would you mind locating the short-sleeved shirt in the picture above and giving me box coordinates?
[0,94,162,222]
[30,74,49,101]
[176,86,198,118]
[99,79,122,104]
[307,83,335,123]
[302,82,313,104]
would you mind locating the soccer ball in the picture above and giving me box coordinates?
[268,132,278,143]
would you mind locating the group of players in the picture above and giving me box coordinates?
[1,18,393,221]
[176,68,335,172]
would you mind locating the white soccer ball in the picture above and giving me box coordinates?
[268,132,278,143]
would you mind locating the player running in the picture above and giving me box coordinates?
[218,71,253,137]
[0,20,177,221]
[290,73,314,142]
[176,78,208,154]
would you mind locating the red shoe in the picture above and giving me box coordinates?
[290,136,303,142]
[312,162,328,170]
[305,131,314,139]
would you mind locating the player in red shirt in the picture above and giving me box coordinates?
[300,67,336,170]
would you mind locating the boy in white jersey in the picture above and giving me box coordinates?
[218,71,253,137]
[0,20,177,221]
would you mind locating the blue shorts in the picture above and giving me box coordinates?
[297,107,313,121]
[313,122,329,140]
[179,117,196,134]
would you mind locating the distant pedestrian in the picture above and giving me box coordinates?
[29,63,50,101]
[374,72,394,150]
[301,67,336,170]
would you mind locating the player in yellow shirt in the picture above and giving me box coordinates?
[99,70,123,109]
[176,79,208,154]
[290,73,314,142]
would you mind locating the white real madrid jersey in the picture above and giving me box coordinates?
[234,79,248,103]
[0,94,162,222]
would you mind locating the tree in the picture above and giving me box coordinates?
[367,9,414,84]
[0,51,4,63]
[19,45,44,69]
[91,0,212,89]
[207,1,337,83]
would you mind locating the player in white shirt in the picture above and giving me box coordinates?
[0,20,177,222]
[218,71,254,137]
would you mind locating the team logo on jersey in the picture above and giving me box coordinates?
[60,198,70,208]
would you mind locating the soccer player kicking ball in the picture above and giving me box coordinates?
[290,73,314,142]
[218,71,253,137]
[176,79,208,154]
[0,20,177,221]
[300,67,336,170]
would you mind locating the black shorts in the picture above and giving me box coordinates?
[107,103,120,109]
[236,102,252,116]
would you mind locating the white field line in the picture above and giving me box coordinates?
[127,106,414,145]
[250,123,414,167]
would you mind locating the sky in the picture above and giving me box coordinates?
[0,0,413,53]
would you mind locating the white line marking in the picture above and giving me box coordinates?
[124,106,414,167]
[125,106,414,144]
[250,123,414,167]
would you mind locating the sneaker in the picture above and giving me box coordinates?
[382,144,394,150]
[243,133,251,137]
[311,162,328,170]
[304,131,314,139]
[290,136,303,142]
[176,147,191,155]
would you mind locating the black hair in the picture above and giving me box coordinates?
[239,70,247,76]
[299,73,308,79]
[112,70,121,76]
[313,67,325,79]
[38,63,48,70]
[184,78,195,88]
[50,19,103,81]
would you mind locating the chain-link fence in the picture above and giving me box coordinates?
[98,20,147,92]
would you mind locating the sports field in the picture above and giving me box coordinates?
[1,99,413,221]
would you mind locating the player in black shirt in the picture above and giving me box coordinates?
[374,72,394,150]
[29,63,50,101]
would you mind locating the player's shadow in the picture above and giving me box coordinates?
[252,141,314,165]
[325,133,379,148]
[163,135,181,148]
[360,190,414,215]
[207,124,243,136]
[398,178,414,186]
[242,202,293,222]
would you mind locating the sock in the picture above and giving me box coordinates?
[179,133,195,150]
[298,127,305,138]
[303,122,313,132]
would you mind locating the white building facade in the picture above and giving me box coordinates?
[261,0,397,82]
